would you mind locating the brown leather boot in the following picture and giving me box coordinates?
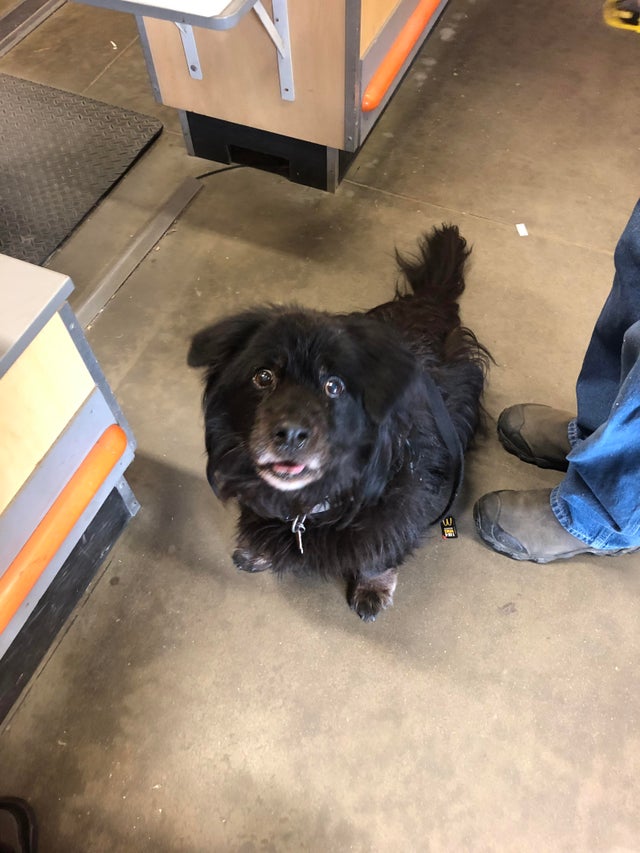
[473,489,640,563]
[497,404,573,471]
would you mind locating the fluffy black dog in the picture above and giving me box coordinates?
[188,225,489,621]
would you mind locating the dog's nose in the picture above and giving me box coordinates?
[273,422,310,451]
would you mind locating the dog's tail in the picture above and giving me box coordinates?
[395,224,470,303]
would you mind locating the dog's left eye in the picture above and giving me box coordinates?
[253,368,276,389]
[324,376,345,398]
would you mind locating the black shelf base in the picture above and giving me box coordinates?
[185,112,357,192]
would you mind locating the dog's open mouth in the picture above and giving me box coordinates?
[269,462,307,478]
[256,459,320,490]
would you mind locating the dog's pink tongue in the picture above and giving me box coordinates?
[272,462,305,476]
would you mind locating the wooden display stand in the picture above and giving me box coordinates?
[0,255,138,720]
[75,0,449,190]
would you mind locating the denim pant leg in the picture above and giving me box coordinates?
[576,198,640,435]
[551,318,640,549]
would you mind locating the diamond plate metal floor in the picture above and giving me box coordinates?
[0,72,162,265]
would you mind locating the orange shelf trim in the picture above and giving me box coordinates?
[362,0,442,112]
[0,424,128,635]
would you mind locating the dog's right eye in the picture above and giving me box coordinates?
[253,368,276,389]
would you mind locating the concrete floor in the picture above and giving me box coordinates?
[2,0,640,850]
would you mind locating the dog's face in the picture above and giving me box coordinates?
[248,363,346,492]
[188,308,419,506]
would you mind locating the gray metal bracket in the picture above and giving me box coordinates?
[175,23,202,79]
[253,0,294,100]
[75,0,295,98]
[174,1,294,98]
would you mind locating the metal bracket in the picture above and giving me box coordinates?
[253,0,294,101]
[174,0,294,97]
[175,23,203,80]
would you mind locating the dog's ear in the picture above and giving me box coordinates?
[341,316,418,423]
[187,310,271,374]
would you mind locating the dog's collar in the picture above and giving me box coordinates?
[290,500,331,554]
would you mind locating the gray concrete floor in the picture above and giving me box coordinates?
[2,0,640,850]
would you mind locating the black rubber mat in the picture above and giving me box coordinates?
[0,73,163,265]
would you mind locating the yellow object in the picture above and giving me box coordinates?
[603,0,640,31]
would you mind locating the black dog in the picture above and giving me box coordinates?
[188,225,489,621]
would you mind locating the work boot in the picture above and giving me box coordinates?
[497,404,573,471]
[473,489,640,563]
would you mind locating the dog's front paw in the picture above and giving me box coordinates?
[232,548,272,573]
[347,569,398,622]
[348,588,388,622]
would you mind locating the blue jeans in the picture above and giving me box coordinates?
[551,200,640,549]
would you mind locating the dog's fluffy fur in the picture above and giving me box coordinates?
[188,225,489,621]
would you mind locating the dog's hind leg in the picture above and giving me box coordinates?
[347,568,398,622]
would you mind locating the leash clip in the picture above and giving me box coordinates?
[291,514,307,554]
